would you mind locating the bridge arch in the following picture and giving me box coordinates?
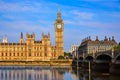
[115,53,120,64]
[85,56,93,62]
[79,56,83,61]
[95,52,112,59]
[95,54,112,63]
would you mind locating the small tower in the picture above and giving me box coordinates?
[88,36,91,41]
[48,32,50,39]
[112,36,115,41]
[20,32,24,43]
[32,32,35,39]
[109,37,111,41]
[26,32,35,45]
[96,36,99,41]
[42,32,44,39]
[104,36,108,41]
[2,35,8,43]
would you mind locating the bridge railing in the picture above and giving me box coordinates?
[78,49,120,59]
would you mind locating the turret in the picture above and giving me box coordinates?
[2,37,8,43]
[20,32,24,43]
[96,36,99,41]
[48,32,50,39]
[109,37,111,41]
[32,32,35,38]
[26,32,29,38]
[42,32,44,39]
[88,36,91,41]
[112,36,115,41]
[26,32,35,45]
[104,36,108,41]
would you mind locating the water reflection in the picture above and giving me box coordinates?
[0,66,120,80]
[72,67,120,80]
[0,66,69,80]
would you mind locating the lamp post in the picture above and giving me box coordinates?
[112,48,114,63]
[82,50,85,59]
[77,47,79,69]
[89,61,91,80]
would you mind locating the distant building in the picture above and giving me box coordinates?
[78,36,117,55]
[69,44,78,58]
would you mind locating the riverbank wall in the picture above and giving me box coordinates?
[0,59,72,66]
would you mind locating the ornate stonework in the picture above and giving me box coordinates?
[0,9,64,61]
[78,36,117,55]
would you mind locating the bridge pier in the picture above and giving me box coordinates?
[110,63,120,75]
[72,49,120,74]
[110,54,120,75]
[92,62,110,73]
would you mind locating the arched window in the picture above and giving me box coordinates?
[21,53,23,56]
[6,53,7,56]
[29,53,31,56]
[37,53,39,56]
[13,53,15,56]
[29,49,31,56]
[1,53,3,56]
[34,53,36,56]
[9,53,11,56]
[17,53,19,56]
[40,53,41,56]
[45,53,47,56]
[21,47,23,51]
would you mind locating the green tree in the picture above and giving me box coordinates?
[58,55,64,59]
[64,52,70,56]
[113,45,120,50]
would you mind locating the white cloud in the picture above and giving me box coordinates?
[64,20,76,25]
[108,12,120,18]
[64,20,120,29]
[0,21,51,32]
[70,10,94,20]
[0,1,42,12]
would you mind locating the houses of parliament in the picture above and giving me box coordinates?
[0,9,64,61]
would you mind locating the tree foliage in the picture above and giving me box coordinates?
[64,52,70,56]
[114,45,120,50]
[58,55,64,59]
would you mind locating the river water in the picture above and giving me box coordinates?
[0,66,120,80]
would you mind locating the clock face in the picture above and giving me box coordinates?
[57,24,61,29]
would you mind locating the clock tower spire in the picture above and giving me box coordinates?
[55,8,64,58]
[57,7,62,20]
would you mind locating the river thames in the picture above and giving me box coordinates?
[0,66,120,80]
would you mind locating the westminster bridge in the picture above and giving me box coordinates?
[78,49,120,64]
[72,49,120,74]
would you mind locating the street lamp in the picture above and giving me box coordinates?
[112,48,114,63]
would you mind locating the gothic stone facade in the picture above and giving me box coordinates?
[0,10,64,61]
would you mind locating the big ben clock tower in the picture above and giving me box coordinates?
[55,8,64,58]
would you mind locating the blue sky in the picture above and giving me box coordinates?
[0,0,120,52]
